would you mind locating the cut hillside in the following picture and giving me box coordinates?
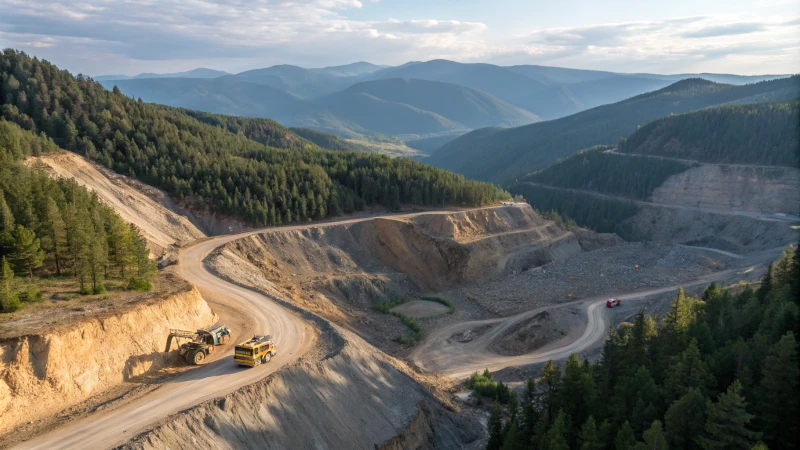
[619,102,800,167]
[28,151,206,256]
[317,78,540,131]
[0,275,216,436]
[429,76,800,184]
[218,205,618,351]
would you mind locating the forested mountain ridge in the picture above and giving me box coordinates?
[520,146,694,200]
[428,76,800,185]
[619,102,800,167]
[483,245,800,450]
[0,120,154,312]
[0,49,509,228]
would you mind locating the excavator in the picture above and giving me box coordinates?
[165,325,231,365]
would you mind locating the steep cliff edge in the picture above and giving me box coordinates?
[0,281,215,435]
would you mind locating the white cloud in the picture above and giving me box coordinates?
[0,1,797,75]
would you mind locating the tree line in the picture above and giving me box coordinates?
[0,120,153,312]
[619,102,800,167]
[482,244,799,450]
[522,146,693,201]
[0,49,509,228]
[508,183,639,235]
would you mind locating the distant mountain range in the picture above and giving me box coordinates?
[426,76,800,184]
[96,60,790,145]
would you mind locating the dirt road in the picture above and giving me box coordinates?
[410,257,770,379]
[11,205,781,448]
[13,207,505,450]
[14,232,319,450]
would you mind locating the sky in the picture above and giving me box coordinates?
[0,0,798,76]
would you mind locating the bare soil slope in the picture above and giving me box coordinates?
[116,243,482,450]
[0,278,215,435]
[28,152,206,256]
[220,205,618,349]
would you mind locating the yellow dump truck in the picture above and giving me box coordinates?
[233,335,277,367]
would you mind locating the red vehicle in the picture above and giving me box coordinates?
[606,298,621,308]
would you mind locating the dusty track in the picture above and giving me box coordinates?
[12,207,499,450]
[14,231,319,450]
[410,250,777,379]
[12,206,783,449]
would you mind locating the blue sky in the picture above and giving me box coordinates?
[0,0,797,76]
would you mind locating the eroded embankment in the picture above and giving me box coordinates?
[0,282,215,435]
[116,244,481,450]
[28,151,206,257]
[651,164,800,214]
[225,205,614,309]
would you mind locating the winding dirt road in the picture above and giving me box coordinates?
[15,232,318,450]
[410,255,774,379]
[13,207,498,450]
[12,206,782,449]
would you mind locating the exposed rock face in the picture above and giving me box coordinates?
[651,164,800,214]
[0,285,215,434]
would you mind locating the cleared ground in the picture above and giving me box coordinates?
[391,300,451,318]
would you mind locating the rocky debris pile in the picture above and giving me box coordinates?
[447,242,739,316]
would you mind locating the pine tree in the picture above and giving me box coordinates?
[665,339,714,401]
[6,225,44,277]
[773,245,795,289]
[757,332,799,449]
[487,402,504,450]
[0,256,20,312]
[541,410,569,450]
[541,360,562,419]
[699,380,761,450]
[578,416,603,450]
[0,190,14,234]
[790,242,800,307]
[757,264,774,302]
[520,378,539,443]
[615,421,638,450]
[500,418,524,450]
[560,353,595,430]
[665,388,706,450]
[41,198,66,275]
[635,420,668,450]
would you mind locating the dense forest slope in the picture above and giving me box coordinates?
[99,77,370,138]
[317,78,540,132]
[520,146,694,200]
[0,120,154,312]
[619,102,800,167]
[0,49,508,229]
[430,77,800,185]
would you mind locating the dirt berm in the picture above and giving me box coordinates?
[0,281,215,435]
[116,246,482,450]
